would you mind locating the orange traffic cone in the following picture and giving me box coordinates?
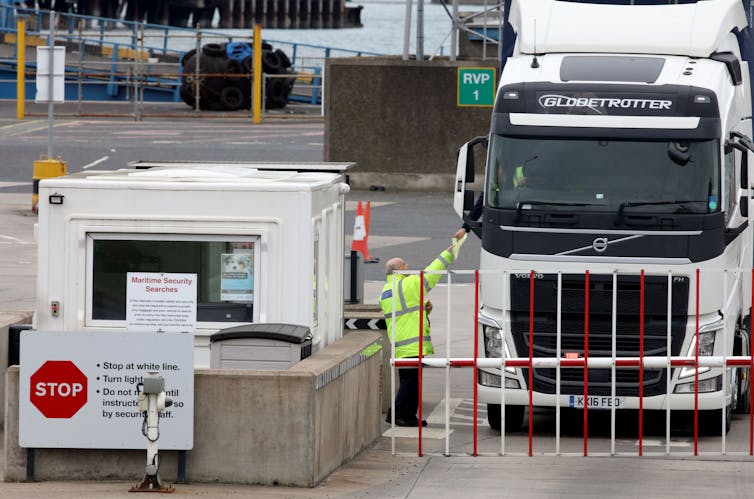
[352,201,379,263]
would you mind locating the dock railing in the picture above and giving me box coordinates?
[0,5,383,119]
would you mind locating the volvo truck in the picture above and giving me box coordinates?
[454,0,754,432]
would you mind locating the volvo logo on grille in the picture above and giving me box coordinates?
[592,237,609,253]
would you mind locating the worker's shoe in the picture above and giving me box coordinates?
[397,419,427,427]
[385,414,427,427]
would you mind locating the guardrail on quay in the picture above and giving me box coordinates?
[0,6,384,119]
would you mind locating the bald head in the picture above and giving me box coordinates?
[385,257,408,275]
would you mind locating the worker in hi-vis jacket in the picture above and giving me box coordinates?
[379,235,465,427]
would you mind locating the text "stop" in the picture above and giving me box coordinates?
[34,381,84,397]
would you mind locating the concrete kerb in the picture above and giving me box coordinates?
[4,329,382,487]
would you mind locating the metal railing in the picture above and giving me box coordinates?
[386,267,754,458]
[0,6,382,118]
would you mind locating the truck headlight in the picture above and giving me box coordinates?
[479,370,520,389]
[484,325,503,358]
[483,324,515,374]
[679,320,720,379]
[674,375,722,393]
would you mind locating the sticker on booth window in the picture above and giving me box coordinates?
[220,253,253,302]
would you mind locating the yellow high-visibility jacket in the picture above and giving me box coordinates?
[379,249,455,358]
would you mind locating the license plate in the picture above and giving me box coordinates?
[568,395,625,409]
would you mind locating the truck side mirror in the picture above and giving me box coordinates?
[729,132,754,188]
[454,136,487,219]
[464,135,489,183]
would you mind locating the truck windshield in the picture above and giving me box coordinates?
[486,136,720,215]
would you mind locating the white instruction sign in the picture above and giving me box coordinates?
[19,331,194,449]
[35,46,66,103]
[126,272,197,332]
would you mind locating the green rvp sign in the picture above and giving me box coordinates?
[457,67,496,107]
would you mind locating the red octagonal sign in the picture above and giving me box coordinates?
[30,360,88,418]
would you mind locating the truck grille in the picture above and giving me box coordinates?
[509,273,688,397]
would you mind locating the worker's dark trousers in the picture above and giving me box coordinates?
[395,365,420,421]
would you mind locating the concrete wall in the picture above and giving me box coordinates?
[0,312,32,430]
[5,332,382,486]
[324,57,498,191]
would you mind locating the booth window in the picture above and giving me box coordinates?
[87,235,259,324]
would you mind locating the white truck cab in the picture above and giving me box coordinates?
[454,0,754,432]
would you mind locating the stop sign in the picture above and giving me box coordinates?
[30,360,88,418]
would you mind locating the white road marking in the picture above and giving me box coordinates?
[151,141,183,144]
[427,398,465,424]
[228,141,270,145]
[382,398,477,438]
[0,121,40,130]
[81,155,110,170]
[637,439,692,448]
[0,182,31,188]
[382,427,448,439]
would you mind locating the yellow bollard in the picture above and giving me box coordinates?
[253,24,262,124]
[32,157,66,214]
[16,18,25,121]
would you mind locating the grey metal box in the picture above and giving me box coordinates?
[210,323,312,370]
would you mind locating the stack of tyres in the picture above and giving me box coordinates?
[179,42,297,111]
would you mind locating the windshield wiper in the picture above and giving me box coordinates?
[616,200,707,224]
[515,200,599,222]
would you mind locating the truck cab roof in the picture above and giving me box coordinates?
[510,0,747,59]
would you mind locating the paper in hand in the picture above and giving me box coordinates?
[451,233,467,259]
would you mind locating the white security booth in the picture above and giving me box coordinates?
[34,162,354,367]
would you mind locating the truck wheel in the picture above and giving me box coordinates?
[699,408,732,435]
[487,404,524,432]
[736,368,751,414]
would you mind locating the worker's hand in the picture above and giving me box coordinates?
[424,301,433,315]
[454,228,467,240]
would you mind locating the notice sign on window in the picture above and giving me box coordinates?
[126,272,197,332]
[220,253,253,302]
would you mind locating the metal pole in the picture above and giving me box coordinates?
[402,0,413,60]
[482,0,488,60]
[349,250,357,304]
[450,0,458,61]
[132,46,139,121]
[47,11,56,159]
[26,448,35,482]
[194,25,201,117]
[416,0,424,61]
[138,22,145,121]
[16,16,25,120]
[77,20,82,117]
